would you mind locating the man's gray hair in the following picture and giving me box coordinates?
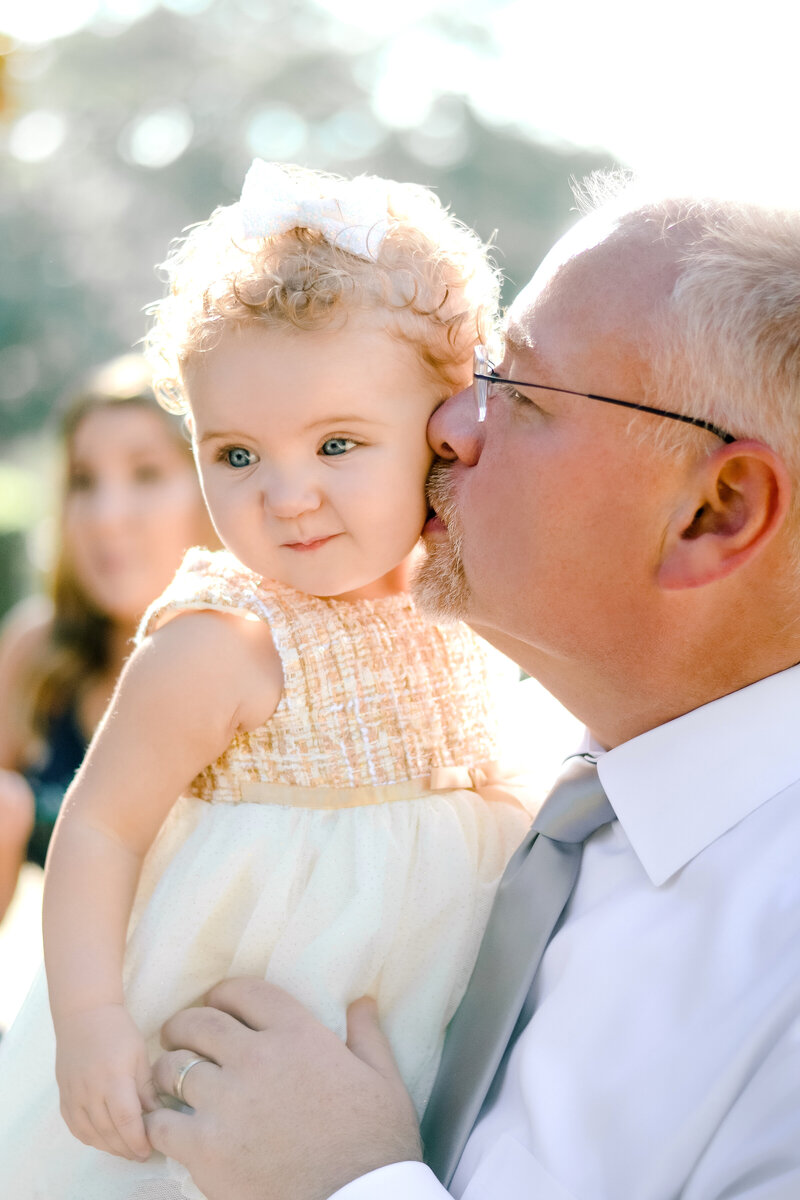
[575,173,800,483]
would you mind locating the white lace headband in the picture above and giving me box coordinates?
[235,159,390,261]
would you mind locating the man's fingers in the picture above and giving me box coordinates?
[204,976,308,1031]
[144,1105,198,1163]
[160,1002,252,1061]
[152,1050,220,1109]
[345,997,404,1086]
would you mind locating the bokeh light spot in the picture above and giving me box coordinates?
[9,109,67,161]
[246,105,308,161]
[118,104,194,168]
[0,0,96,43]
[402,97,470,167]
[315,108,385,161]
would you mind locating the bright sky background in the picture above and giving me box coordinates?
[1,0,799,197]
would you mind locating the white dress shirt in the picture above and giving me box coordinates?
[332,665,800,1199]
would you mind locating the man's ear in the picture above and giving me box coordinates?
[658,441,792,590]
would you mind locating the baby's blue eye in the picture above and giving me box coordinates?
[225,447,256,468]
[321,437,355,457]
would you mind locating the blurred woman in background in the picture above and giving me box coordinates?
[0,355,213,922]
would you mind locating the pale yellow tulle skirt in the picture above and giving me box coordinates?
[0,786,527,1200]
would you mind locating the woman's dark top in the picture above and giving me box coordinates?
[22,705,86,868]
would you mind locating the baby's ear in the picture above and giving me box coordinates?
[657,441,791,590]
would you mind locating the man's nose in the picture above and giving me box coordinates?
[427,387,483,466]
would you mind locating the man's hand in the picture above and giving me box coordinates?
[145,979,423,1200]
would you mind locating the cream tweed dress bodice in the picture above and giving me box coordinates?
[150,548,513,798]
[0,548,529,1200]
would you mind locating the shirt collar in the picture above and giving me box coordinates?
[591,663,800,886]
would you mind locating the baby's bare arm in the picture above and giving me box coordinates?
[43,609,280,1156]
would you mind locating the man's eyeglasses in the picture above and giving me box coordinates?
[473,345,736,444]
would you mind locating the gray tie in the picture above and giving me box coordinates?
[421,756,615,1185]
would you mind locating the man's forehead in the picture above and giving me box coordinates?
[503,240,672,398]
[505,215,678,359]
[503,278,566,364]
[505,210,622,329]
[535,209,622,283]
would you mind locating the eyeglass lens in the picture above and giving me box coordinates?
[473,345,490,421]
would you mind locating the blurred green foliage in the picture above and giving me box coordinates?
[0,460,46,532]
[0,453,53,616]
[0,0,616,444]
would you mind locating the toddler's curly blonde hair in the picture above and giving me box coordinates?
[145,163,501,413]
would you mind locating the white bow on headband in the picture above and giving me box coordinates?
[236,159,390,261]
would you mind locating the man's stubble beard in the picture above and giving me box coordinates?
[411,461,471,622]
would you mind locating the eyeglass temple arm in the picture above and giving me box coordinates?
[475,372,736,444]
[584,394,736,443]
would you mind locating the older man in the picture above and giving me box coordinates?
[145,180,800,1199]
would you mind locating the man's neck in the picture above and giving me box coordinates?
[470,624,800,751]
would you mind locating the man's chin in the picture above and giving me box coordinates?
[411,539,470,622]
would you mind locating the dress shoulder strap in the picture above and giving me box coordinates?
[137,548,272,642]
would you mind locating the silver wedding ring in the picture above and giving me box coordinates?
[174,1055,208,1105]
